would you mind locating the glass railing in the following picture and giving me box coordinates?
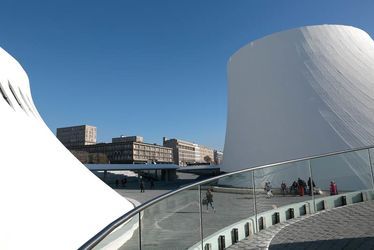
[80,145,374,250]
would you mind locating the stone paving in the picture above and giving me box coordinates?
[112,172,205,204]
[111,174,374,250]
[115,186,318,250]
[228,200,374,250]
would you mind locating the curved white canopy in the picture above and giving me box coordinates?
[0,48,133,249]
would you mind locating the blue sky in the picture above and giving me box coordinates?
[1,0,373,150]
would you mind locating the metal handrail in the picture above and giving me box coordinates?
[79,144,374,249]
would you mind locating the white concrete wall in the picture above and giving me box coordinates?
[0,48,134,249]
[223,25,374,172]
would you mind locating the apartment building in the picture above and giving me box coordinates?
[56,125,96,147]
[163,137,215,166]
[196,145,214,163]
[69,135,173,164]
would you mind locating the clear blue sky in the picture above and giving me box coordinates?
[1,0,373,150]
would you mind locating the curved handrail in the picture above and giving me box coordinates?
[79,144,374,249]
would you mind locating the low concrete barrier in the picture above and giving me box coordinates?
[189,189,374,250]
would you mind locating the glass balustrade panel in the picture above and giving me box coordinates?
[311,149,372,210]
[140,187,201,250]
[201,171,255,248]
[93,213,140,250]
[368,148,374,188]
[254,160,312,230]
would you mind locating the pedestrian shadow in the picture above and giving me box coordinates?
[236,197,255,200]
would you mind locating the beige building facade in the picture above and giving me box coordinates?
[70,150,109,164]
[163,138,196,166]
[196,145,214,163]
[69,136,173,164]
[163,137,215,166]
[56,125,97,147]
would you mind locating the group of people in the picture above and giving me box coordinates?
[113,176,156,192]
[202,179,337,210]
[115,177,127,187]
[264,178,312,198]
[265,178,338,197]
[287,177,315,196]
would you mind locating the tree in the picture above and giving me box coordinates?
[204,155,212,163]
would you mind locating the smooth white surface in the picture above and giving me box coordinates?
[0,48,133,250]
[222,25,374,172]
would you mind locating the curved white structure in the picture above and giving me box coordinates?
[223,25,374,172]
[0,48,133,249]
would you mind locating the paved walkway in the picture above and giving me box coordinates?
[111,174,374,249]
[115,187,319,250]
[228,201,374,249]
[109,172,205,204]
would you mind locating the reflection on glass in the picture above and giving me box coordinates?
[368,148,374,189]
[93,213,140,250]
[254,161,312,214]
[141,188,201,250]
[201,171,254,243]
[311,149,372,194]
[92,148,374,250]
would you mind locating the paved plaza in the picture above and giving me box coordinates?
[106,172,204,204]
[228,200,374,250]
[110,175,374,250]
[115,183,320,250]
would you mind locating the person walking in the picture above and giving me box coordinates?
[140,180,145,193]
[307,177,315,195]
[121,177,127,187]
[297,178,304,196]
[291,181,298,195]
[205,188,215,212]
[330,181,338,195]
[281,181,287,196]
[265,182,273,198]
[333,181,338,195]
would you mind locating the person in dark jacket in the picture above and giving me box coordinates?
[140,180,145,193]
[307,177,315,195]
[205,188,215,212]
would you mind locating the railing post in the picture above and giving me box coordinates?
[368,149,374,190]
[252,171,258,232]
[198,185,204,249]
[307,160,315,213]
[138,212,142,250]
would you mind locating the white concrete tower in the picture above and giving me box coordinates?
[223,25,374,172]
